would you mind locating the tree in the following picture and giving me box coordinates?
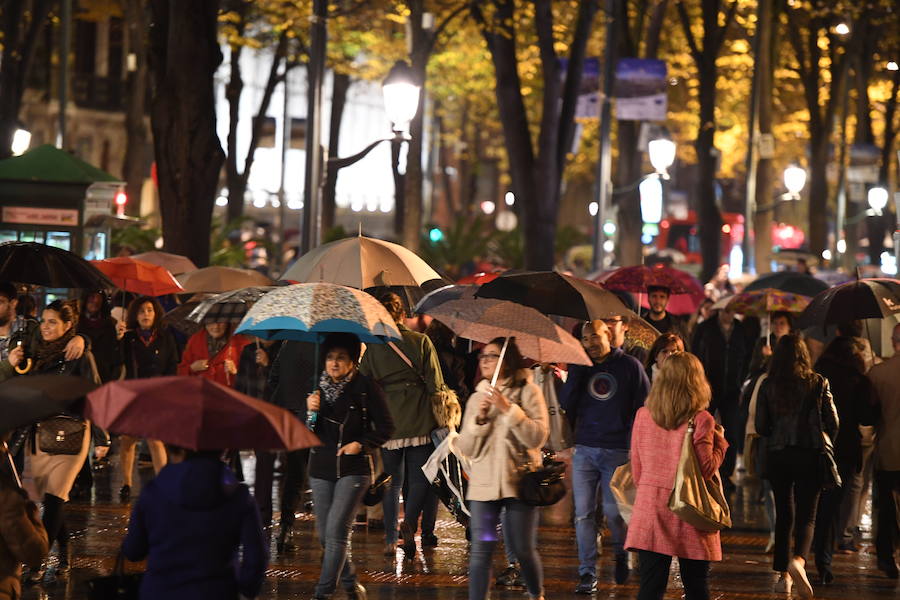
[675,0,737,281]
[148,0,225,267]
[470,0,600,270]
[0,0,52,158]
[122,0,150,216]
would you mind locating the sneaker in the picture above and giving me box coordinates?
[496,564,524,587]
[788,558,813,599]
[575,573,597,594]
[774,573,792,594]
[836,541,859,554]
[614,555,630,584]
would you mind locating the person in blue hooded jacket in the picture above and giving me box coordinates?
[122,446,267,599]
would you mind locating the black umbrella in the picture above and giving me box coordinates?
[0,241,115,289]
[413,284,478,314]
[797,278,900,328]
[0,374,97,432]
[366,277,452,315]
[745,271,828,297]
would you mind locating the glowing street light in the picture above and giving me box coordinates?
[868,186,888,215]
[834,22,850,35]
[639,177,663,224]
[648,138,677,178]
[888,61,899,72]
[11,128,31,156]
[783,164,807,197]
[382,61,421,134]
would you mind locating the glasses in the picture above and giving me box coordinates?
[601,318,623,325]
[479,353,501,362]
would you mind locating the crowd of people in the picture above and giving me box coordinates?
[0,272,899,600]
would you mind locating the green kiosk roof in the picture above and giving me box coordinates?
[0,144,120,184]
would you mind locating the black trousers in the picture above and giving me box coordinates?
[637,550,710,600]
[710,398,741,485]
[874,470,900,564]
[767,447,822,572]
[254,448,309,529]
[813,458,857,567]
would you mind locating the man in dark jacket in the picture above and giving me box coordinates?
[640,285,688,340]
[691,305,747,491]
[122,449,267,599]
[560,320,650,591]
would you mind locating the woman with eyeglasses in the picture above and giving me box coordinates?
[457,337,549,600]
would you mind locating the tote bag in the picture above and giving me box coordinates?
[668,417,732,531]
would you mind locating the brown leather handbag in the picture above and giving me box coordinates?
[37,416,86,455]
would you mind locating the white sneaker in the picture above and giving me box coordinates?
[774,573,792,594]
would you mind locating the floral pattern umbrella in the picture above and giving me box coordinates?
[725,288,812,317]
[596,265,705,315]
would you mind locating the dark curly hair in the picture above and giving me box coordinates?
[44,299,80,328]
[127,296,165,333]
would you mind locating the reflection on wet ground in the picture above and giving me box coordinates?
[21,451,899,599]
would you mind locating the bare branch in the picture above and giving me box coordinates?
[675,1,702,62]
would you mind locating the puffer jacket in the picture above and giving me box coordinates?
[457,370,549,502]
[0,483,48,600]
[755,373,839,452]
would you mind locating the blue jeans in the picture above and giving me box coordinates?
[381,443,434,545]
[469,499,543,599]
[572,445,630,576]
[310,475,370,597]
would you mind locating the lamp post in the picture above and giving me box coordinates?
[10,127,31,156]
[783,164,807,199]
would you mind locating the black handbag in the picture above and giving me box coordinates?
[813,379,842,490]
[37,415,86,455]
[518,457,566,507]
[86,552,142,599]
[363,453,391,506]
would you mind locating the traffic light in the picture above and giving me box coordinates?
[114,190,127,216]
[428,227,444,243]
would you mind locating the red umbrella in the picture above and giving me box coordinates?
[456,271,501,285]
[91,256,183,296]
[84,376,320,451]
[595,265,705,315]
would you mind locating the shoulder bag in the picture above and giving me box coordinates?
[387,340,461,429]
[86,551,142,599]
[743,373,768,479]
[668,417,732,531]
[609,461,635,524]
[359,399,391,506]
[518,454,567,507]
[37,415,86,455]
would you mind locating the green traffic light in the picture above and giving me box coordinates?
[429,228,444,243]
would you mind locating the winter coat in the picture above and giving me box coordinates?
[625,408,728,561]
[176,332,250,387]
[868,354,900,471]
[122,329,180,379]
[308,372,394,481]
[691,318,748,409]
[359,323,445,439]
[814,355,876,468]
[0,484,48,600]
[267,341,317,416]
[77,315,121,382]
[122,456,267,600]
[457,371,549,502]
[755,373,839,453]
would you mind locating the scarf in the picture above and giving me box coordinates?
[318,369,356,406]
[206,333,228,359]
[33,328,77,372]
[138,328,156,346]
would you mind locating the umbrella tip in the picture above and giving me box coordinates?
[358,223,362,237]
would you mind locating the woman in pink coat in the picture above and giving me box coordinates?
[625,352,728,600]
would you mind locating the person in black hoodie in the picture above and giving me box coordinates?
[122,447,267,600]
[306,333,394,600]
[77,291,122,382]
[118,296,180,500]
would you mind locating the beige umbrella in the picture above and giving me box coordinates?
[132,251,198,275]
[177,266,274,294]
[282,235,442,288]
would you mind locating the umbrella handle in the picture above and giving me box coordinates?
[2,442,22,489]
[489,337,510,388]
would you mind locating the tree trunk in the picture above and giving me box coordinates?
[753,0,776,273]
[149,0,225,267]
[807,127,830,259]
[696,59,722,282]
[0,0,52,159]
[322,71,351,234]
[224,36,245,222]
[615,120,643,267]
[122,0,150,217]
[879,69,899,186]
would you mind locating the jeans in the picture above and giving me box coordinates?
[381,443,434,545]
[874,470,900,564]
[310,475,370,597]
[469,499,543,600]
[637,550,710,600]
[710,399,740,486]
[767,447,822,572]
[572,445,629,576]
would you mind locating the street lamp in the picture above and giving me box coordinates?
[648,138,676,178]
[11,127,31,156]
[868,186,888,215]
[382,61,421,134]
[783,164,807,199]
[639,177,663,224]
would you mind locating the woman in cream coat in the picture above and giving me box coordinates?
[457,338,549,600]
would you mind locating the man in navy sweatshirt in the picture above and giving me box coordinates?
[560,319,650,592]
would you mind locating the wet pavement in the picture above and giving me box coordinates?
[21,451,900,599]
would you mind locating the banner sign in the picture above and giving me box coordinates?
[559,57,600,119]
[2,206,79,227]
[614,58,667,121]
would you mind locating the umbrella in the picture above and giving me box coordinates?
[414,284,479,314]
[281,234,442,288]
[187,286,275,324]
[725,288,812,317]
[745,271,828,297]
[456,271,501,285]
[595,266,705,315]
[365,277,451,316]
[84,376,320,451]
[0,241,115,289]
[91,257,184,296]
[131,251,198,275]
[235,283,401,343]
[418,296,591,366]
[797,278,900,328]
[163,294,212,336]
[177,266,274,294]
[0,375,97,432]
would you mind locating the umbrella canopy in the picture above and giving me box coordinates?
[91,257,183,296]
[419,296,591,366]
[0,375,97,432]
[724,288,812,317]
[85,376,320,451]
[282,235,442,288]
[177,266,274,293]
[0,241,115,289]
[456,272,501,285]
[163,294,211,336]
[414,284,479,314]
[236,283,401,343]
[745,271,829,297]
[187,286,275,324]
[365,277,451,315]
[797,278,900,328]
[131,251,198,275]
[596,266,705,315]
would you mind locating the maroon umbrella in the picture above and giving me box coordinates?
[84,376,320,451]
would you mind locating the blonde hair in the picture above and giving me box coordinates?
[645,352,711,430]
